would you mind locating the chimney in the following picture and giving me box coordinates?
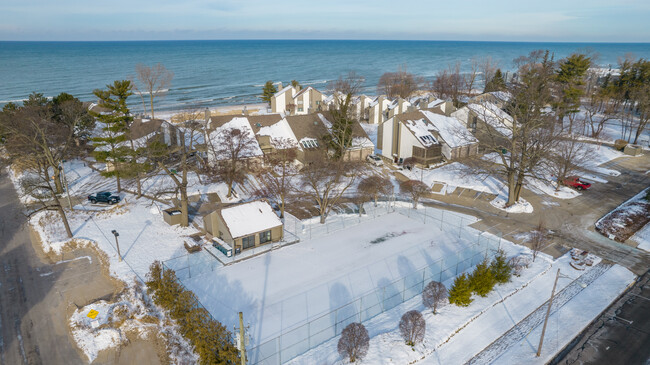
[204,107,211,124]
[277,82,283,91]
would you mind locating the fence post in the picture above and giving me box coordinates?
[308,321,311,348]
[440,210,444,230]
[424,205,427,224]
[422,268,426,291]
[358,297,363,322]
[459,217,463,238]
[381,287,386,312]
[187,254,191,278]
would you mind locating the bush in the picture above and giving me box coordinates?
[145,262,239,364]
[399,310,426,346]
[508,255,531,277]
[337,322,369,363]
[448,273,473,307]
[490,250,512,284]
[469,259,496,297]
[422,281,447,314]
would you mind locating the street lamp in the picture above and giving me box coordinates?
[111,230,122,261]
[537,269,587,357]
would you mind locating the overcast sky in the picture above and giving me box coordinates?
[1,0,648,42]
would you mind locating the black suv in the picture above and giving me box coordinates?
[87,191,121,205]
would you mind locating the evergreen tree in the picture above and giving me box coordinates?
[484,69,506,92]
[290,79,301,89]
[261,81,277,104]
[490,250,512,284]
[90,80,134,193]
[469,259,496,297]
[555,54,591,122]
[23,91,49,107]
[448,273,473,307]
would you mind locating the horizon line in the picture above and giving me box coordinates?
[1,38,650,44]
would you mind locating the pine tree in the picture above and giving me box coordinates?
[555,54,591,121]
[469,259,496,297]
[490,250,512,284]
[484,69,506,92]
[448,273,473,307]
[261,81,277,104]
[90,80,134,193]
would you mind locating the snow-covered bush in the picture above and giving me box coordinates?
[399,310,426,347]
[337,322,369,363]
[422,281,447,314]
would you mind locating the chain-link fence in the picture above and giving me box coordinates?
[247,205,502,365]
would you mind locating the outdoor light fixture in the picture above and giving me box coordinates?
[111,230,122,261]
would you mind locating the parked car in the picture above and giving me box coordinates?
[563,176,591,190]
[88,191,121,204]
[366,154,383,167]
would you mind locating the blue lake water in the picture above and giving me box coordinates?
[1,40,649,113]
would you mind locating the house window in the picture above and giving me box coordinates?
[316,101,321,105]
[300,138,319,149]
[298,107,304,112]
[259,230,272,244]
[470,116,478,131]
[218,230,223,239]
[242,235,255,249]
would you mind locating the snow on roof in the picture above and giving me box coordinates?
[256,118,300,149]
[489,91,512,103]
[292,86,313,99]
[467,102,514,137]
[208,117,263,160]
[428,99,445,108]
[403,118,439,147]
[421,110,478,148]
[220,200,282,238]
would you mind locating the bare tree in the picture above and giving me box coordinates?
[1,105,79,237]
[399,310,426,346]
[206,126,259,198]
[465,50,558,207]
[583,87,617,138]
[464,58,481,97]
[530,221,548,262]
[299,154,365,223]
[479,57,499,92]
[547,130,591,191]
[422,281,447,314]
[149,110,204,227]
[133,63,174,119]
[630,84,650,144]
[377,66,423,99]
[337,322,369,363]
[357,175,393,209]
[400,179,429,209]
[432,63,463,107]
[255,137,299,218]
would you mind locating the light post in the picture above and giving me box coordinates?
[537,269,587,357]
[111,230,122,261]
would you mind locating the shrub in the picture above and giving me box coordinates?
[145,262,239,364]
[338,322,369,363]
[508,255,531,277]
[469,259,496,297]
[399,310,426,346]
[448,273,473,307]
[490,250,512,284]
[422,281,447,314]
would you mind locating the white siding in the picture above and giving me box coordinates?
[379,119,394,159]
[398,123,422,159]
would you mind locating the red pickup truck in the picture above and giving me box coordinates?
[563,176,591,190]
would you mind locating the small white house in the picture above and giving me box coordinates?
[368,96,392,124]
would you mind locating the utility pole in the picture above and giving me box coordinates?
[537,268,560,357]
[239,312,247,365]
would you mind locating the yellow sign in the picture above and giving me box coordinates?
[87,309,99,319]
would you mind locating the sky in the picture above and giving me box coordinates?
[1,0,649,42]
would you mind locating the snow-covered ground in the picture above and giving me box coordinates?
[32,199,201,281]
[494,265,634,364]
[287,252,634,365]
[631,221,650,252]
[181,208,504,354]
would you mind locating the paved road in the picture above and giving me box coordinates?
[554,271,650,365]
[0,167,115,364]
[423,154,650,275]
